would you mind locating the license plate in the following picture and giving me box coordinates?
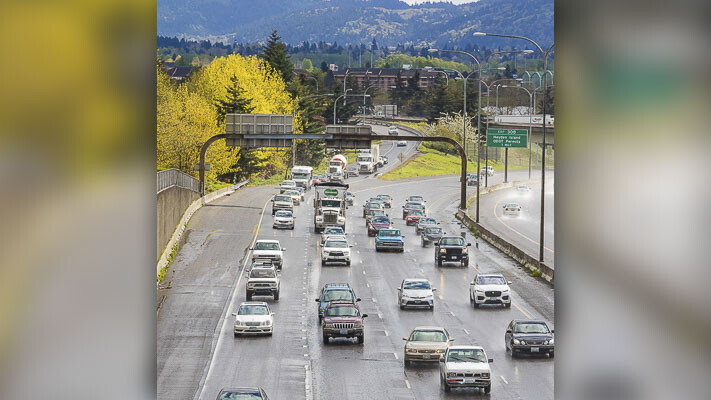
[414,300,421,304]
[339,329,348,335]
[463,379,475,384]
[422,354,431,360]
[450,256,457,260]
[250,327,257,331]
[531,347,539,352]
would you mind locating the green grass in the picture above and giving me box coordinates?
[204,181,232,193]
[157,243,179,283]
[380,145,476,181]
[248,174,285,187]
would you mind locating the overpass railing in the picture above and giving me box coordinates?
[157,168,201,194]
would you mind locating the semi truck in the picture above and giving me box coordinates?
[356,144,380,174]
[290,166,314,189]
[313,182,349,233]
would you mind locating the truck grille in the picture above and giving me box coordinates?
[324,214,337,223]
[254,283,274,288]
[333,323,354,329]
[445,248,462,255]
[360,165,368,171]
[485,291,501,297]
[453,372,483,377]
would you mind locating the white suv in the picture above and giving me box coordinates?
[440,345,493,393]
[470,274,512,308]
[321,237,352,266]
[388,125,399,135]
[251,240,285,270]
[245,265,280,301]
[480,166,494,176]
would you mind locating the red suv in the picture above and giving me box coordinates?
[322,301,368,344]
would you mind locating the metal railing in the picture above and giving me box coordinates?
[157,168,201,194]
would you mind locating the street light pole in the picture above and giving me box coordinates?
[333,88,352,124]
[363,84,377,116]
[475,31,554,263]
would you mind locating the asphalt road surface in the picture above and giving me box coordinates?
[157,127,554,400]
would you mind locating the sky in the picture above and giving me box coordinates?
[401,0,479,4]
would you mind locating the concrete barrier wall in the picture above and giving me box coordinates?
[456,209,554,283]
[157,186,200,260]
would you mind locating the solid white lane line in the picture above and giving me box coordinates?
[404,379,411,389]
[500,376,509,384]
[463,328,470,335]
[384,330,389,337]
[377,312,382,319]
[393,352,399,360]
[448,311,455,317]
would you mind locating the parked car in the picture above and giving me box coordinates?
[217,387,271,400]
[402,202,425,219]
[470,274,512,308]
[505,319,554,357]
[367,215,391,237]
[376,194,392,208]
[403,326,453,366]
[321,226,345,245]
[375,228,405,252]
[315,283,360,322]
[251,239,285,269]
[388,125,399,135]
[421,226,444,247]
[232,302,274,337]
[322,301,368,344]
[272,210,294,230]
[321,237,353,266]
[480,166,494,176]
[434,236,470,267]
[397,279,436,310]
[405,210,425,226]
[415,217,438,234]
[245,265,279,301]
[440,346,493,393]
[503,203,521,215]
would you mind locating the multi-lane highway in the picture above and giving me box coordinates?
[157,126,554,400]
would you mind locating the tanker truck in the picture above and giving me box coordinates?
[313,182,349,232]
[328,154,347,175]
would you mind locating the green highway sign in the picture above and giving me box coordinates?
[324,189,338,196]
[487,128,528,148]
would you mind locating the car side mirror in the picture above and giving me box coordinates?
[506,329,512,334]
[432,288,437,291]
[271,312,276,315]
[362,314,368,318]
[349,245,353,247]
[231,312,236,316]
[449,338,455,342]
[356,298,361,302]
[488,358,494,363]
[551,329,555,333]
[467,243,472,246]
[282,248,287,251]
[315,299,320,302]
[402,337,408,341]
[507,281,512,285]
[401,205,404,208]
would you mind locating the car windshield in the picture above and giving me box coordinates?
[477,276,506,285]
[254,242,280,251]
[284,190,299,196]
[372,217,389,224]
[326,306,359,317]
[250,269,276,279]
[408,196,424,202]
[419,218,436,224]
[377,195,391,200]
[274,195,292,202]
[409,330,447,342]
[368,210,385,216]
[325,240,348,248]
[238,305,269,315]
[217,391,263,400]
[424,227,442,235]
[405,202,424,209]
[514,322,550,334]
[366,203,381,209]
[321,199,342,207]
[379,230,400,237]
[324,227,344,235]
[292,173,309,179]
[505,204,519,208]
[403,281,431,290]
[447,349,486,363]
[439,237,465,246]
[275,211,292,217]
[323,290,354,302]
[356,156,371,162]
[282,181,295,186]
[408,211,424,216]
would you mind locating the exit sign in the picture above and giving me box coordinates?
[486,128,528,148]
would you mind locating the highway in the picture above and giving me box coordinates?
[157,126,554,400]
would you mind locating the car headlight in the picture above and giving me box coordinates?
[324,323,334,328]
[547,338,554,345]
[235,320,246,326]
[262,320,271,326]
[447,372,457,378]
[520,340,526,345]
[406,347,416,353]
[440,249,446,253]
[353,322,362,328]
[503,289,510,293]
[316,216,323,222]
[435,349,442,354]
[482,372,490,378]
[462,248,468,253]
[513,339,521,345]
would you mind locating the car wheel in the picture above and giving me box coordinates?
[461,260,467,268]
[549,351,554,358]
[375,247,380,252]
[505,302,512,308]
[274,291,279,301]
[399,304,405,310]
[473,301,480,309]
[268,331,273,337]
[321,260,326,267]
[430,304,434,311]
[234,332,238,338]
[290,225,294,230]
[484,384,491,394]
[346,260,351,267]
[357,335,364,344]
[322,334,329,344]
[437,257,442,267]
[443,382,451,393]
[246,292,252,301]
[404,359,411,367]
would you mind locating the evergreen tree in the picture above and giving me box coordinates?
[259,30,293,84]
[320,61,328,72]
[215,75,255,124]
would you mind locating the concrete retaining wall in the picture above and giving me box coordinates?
[157,186,200,260]
[456,209,554,283]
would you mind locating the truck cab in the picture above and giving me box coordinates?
[313,182,348,232]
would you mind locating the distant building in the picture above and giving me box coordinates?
[161,62,199,82]
[333,68,442,90]
[328,64,339,72]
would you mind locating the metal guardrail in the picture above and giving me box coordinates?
[157,168,201,194]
